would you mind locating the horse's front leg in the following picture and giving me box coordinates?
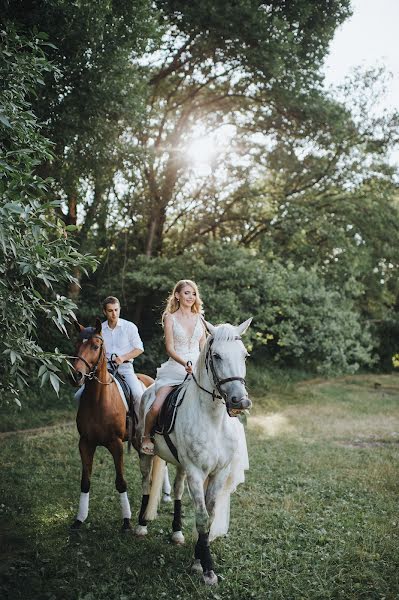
[186,469,218,586]
[171,466,186,545]
[205,466,231,541]
[71,437,95,530]
[107,437,132,532]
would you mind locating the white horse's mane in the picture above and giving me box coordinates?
[212,323,239,342]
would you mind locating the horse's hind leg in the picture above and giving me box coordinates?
[162,464,172,503]
[71,437,95,530]
[171,467,186,545]
[134,453,153,537]
[107,437,132,532]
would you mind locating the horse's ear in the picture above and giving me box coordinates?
[236,317,252,336]
[202,318,216,336]
[95,317,102,334]
[74,321,84,333]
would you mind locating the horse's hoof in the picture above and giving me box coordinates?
[171,530,185,545]
[121,518,132,533]
[70,519,83,532]
[134,524,148,537]
[203,570,218,586]
[162,493,172,503]
[191,559,203,574]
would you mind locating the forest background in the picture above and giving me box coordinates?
[1,0,399,405]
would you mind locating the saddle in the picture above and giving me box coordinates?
[110,371,134,413]
[152,383,187,463]
[108,368,138,448]
[155,383,186,435]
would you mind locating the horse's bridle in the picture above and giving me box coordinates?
[71,332,114,386]
[191,336,247,416]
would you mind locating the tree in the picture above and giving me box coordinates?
[0,25,96,404]
[111,0,352,257]
[3,0,157,275]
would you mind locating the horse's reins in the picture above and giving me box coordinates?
[71,334,114,386]
[190,336,246,411]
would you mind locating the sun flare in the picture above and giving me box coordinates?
[184,124,236,175]
[186,137,216,164]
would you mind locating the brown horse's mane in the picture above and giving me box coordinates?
[78,327,97,340]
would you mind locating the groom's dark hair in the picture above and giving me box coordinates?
[102,296,120,310]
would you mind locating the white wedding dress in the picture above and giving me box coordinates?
[154,313,203,391]
[154,312,249,540]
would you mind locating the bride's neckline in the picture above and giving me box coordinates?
[172,312,199,340]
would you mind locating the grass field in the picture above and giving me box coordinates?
[0,372,398,600]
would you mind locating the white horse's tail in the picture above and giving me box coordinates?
[193,479,231,542]
[209,489,231,541]
[144,456,166,520]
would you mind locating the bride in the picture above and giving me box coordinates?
[141,279,206,455]
[140,278,250,543]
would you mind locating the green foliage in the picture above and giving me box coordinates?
[114,0,354,257]
[251,70,399,325]
[3,0,157,241]
[155,0,351,89]
[3,1,398,380]
[0,25,96,403]
[87,243,374,375]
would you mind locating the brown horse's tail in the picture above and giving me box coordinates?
[137,373,155,388]
[127,415,133,454]
[144,456,166,520]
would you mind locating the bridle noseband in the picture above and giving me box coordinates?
[191,336,247,415]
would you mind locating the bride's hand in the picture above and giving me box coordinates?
[185,361,193,374]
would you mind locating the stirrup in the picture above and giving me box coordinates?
[141,435,154,456]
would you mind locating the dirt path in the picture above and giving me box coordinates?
[0,420,75,440]
[297,373,399,389]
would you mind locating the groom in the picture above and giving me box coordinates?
[101,295,144,408]
[74,296,144,409]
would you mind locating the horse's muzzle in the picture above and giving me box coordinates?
[227,395,252,416]
[70,370,84,387]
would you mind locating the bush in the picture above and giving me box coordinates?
[80,243,374,375]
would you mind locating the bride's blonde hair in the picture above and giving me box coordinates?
[162,279,203,324]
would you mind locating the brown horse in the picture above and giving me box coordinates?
[70,318,153,532]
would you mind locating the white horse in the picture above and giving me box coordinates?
[134,318,252,585]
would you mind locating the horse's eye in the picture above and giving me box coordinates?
[213,353,222,360]
[92,344,99,350]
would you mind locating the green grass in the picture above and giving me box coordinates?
[0,372,398,599]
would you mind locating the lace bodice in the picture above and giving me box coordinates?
[172,313,202,360]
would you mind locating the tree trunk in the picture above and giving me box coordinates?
[66,192,81,300]
[144,204,166,257]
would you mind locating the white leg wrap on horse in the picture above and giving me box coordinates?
[134,524,148,537]
[171,530,185,545]
[119,491,131,519]
[191,559,203,574]
[77,492,89,522]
